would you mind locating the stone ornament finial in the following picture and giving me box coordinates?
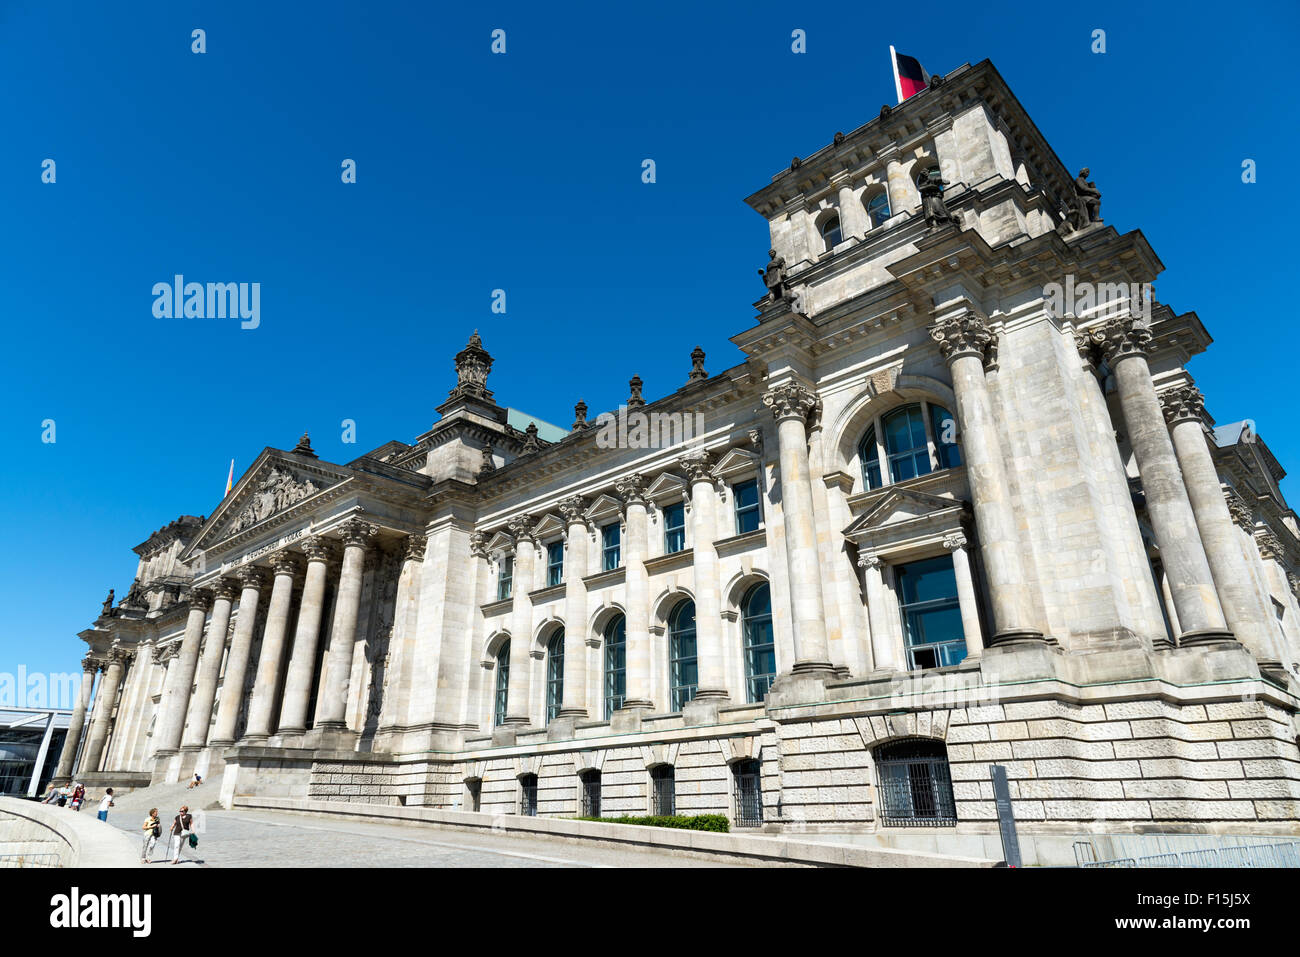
[404,533,428,562]
[1095,315,1153,366]
[616,473,649,507]
[628,375,646,410]
[479,445,496,476]
[762,383,819,423]
[340,518,379,548]
[100,589,115,616]
[689,346,707,381]
[1072,167,1103,230]
[292,431,318,458]
[451,330,495,401]
[572,401,588,431]
[929,312,993,365]
[1223,488,1254,530]
[758,249,792,304]
[1159,385,1205,426]
[559,495,588,526]
[521,423,541,453]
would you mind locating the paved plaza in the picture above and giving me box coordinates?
[110,806,749,868]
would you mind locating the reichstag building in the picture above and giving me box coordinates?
[55,60,1300,858]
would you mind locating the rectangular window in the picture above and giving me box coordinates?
[520,774,538,817]
[497,555,513,601]
[734,760,763,828]
[663,502,686,554]
[601,523,621,571]
[465,779,481,812]
[546,541,564,587]
[734,478,761,535]
[580,770,601,817]
[895,555,967,670]
[651,766,675,816]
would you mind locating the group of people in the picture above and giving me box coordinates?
[38,781,201,865]
[140,805,198,865]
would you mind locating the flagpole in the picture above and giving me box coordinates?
[890,45,904,106]
[225,459,234,497]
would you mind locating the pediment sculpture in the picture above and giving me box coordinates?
[226,466,321,535]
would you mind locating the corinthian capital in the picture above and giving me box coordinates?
[404,533,428,562]
[80,657,97,674]
[928,312,993,365]
[301,535,333,563]
[236,564,269,591]
[762,383,818,423]
[340,518,379,548]
[681,451,714,485]
[558,495,588,527]
[271,552,301,577]
[1256,530,1285,561]
[506,514,536,546]
[1159,385,1205,426]
[469,531,489,559]
[188,588,214,612]
[1095,315,1153,365]
[616,473,649,508]
[212,578,241,603]
[1223,487,1254,531]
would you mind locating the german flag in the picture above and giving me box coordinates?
[891,47,929,103]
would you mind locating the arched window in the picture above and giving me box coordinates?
[545,630,564,723]
[866,190,891,227]
[742,583,776,703]
[493,640,510,727]
[820,215,842,251]
[668,600,698,712]
[858,401,961,490]
[874,738,957,826]
[604,615,626,719]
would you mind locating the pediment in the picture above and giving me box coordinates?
[646,472,687,505]
[845,486,965,535]
[486,530,516,554]
[584,493,623,525]
[712,448,761,482]
[185,450,347,555]
[532,512,566,541]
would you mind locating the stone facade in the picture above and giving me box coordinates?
[58,59,1300,859]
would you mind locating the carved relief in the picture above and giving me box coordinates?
[226,466,321,535]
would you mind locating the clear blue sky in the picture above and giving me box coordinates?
[2,0,1297,692]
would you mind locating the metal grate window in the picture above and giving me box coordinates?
[651,765,675,816]
[545,630,564,723]
[519,773,538,817]
[875,738,957,827]
[734,759,763,827]
[493,641,510,727]
[580,769,601,817]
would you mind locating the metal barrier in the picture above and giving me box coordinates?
[1078,840,1300,868]
[0,852,62,868]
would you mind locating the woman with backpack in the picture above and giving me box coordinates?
[169,805,195,865]
[141,808,162,863]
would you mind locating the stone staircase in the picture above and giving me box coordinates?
[104,778,222,824]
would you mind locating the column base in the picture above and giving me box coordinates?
[790,659,836,676]
[989,629,1047,647]
[1177,628,1237,648]
[238,734,271,746]
[1259,661,1292,686]
[501,716,531,727]
[556,707,588,719]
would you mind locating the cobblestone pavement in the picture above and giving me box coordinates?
[112,808,747,868]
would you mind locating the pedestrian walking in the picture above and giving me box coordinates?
[169,805,195,864]
[96,788,115,822]
[141,808,162,863]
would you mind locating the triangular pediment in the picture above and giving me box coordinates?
[184,450,347,556]
[845,486,965,535]
[532,512,566,541]
[584,493,623,526]
[712,448,761,482]
[646,472,687,505]
[486,530,516,554]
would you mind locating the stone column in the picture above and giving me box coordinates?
[558,497,589,719]
[1091,318,1232,644]
[81,646,129,773]
[943,531,985,661]
[837,181,866,240]
[181,579,237,750]
[1162,386,1281,664]
[503,515,537,725]
[930,311,1044,644]
[243,553,299,741]
[53,658,97,781]
[278,537,332,735]
[684,453,728,698]
[154,591,212,756]
[616,475,654,709]
[763,383,835,674]
[210,565,267,747]
[315,518,377,730]
[858,553,903,671]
